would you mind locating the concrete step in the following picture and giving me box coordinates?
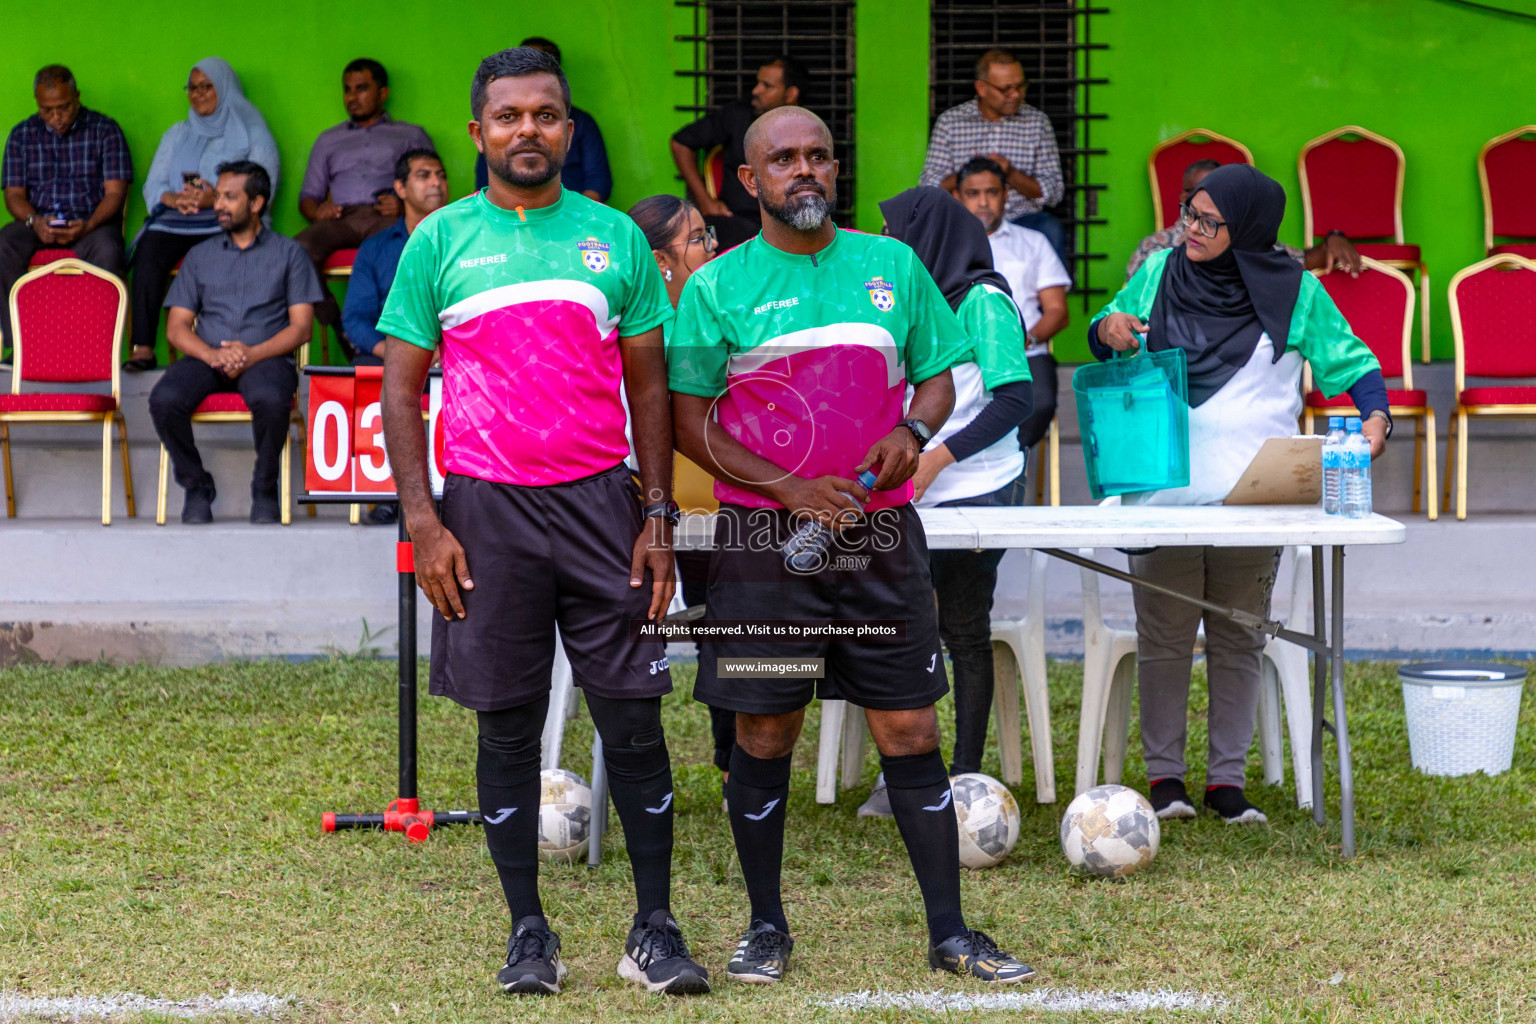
[4,514,1535,666]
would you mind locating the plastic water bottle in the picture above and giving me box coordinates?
[1321,416,1346,515]
[781,470,878,572]
[1342,417,1372,519]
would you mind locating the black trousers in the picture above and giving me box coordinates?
[1018,351,1059,452]
[129,230,212,351]
[0,218,128,346]
[148,356,297,495]
[927,473,1027,775]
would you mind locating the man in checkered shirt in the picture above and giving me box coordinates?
[919,49,1066,261]
[0,65,132,348]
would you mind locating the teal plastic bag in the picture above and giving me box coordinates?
[1072,346,1190,499]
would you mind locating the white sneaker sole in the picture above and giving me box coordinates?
[618,953,711,994]
[1155,800,1197,820]
[725,968,783,984]
[1221,808,1268,825]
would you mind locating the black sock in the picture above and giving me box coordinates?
[476,699,548,927]
[725,744,792,933]
[586,694,674,928]
[882,749,966,945]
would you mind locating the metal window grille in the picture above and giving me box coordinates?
[675,0,857,223]
[931,0,1108,307]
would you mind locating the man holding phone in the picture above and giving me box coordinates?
[0,64,131,350]
[296,58,433,358]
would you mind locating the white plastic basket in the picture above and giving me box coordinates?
[1400,662,1526,777]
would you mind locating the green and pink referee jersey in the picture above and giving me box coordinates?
[667,229,970,511]
[376,189,671,486]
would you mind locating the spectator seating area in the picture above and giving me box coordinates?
[6,122,1536,525]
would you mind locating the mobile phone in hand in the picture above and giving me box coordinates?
[182,171,207,190]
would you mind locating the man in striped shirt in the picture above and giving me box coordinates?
[919,49,1066,260]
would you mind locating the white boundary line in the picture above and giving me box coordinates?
[813,987,1229,1014]
[0,991,292,1020]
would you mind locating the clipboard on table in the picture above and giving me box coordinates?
[1223,436,1324,505]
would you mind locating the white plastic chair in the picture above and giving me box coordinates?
[1074,544,1317,808]
[1257,545,1315,808]
[1073,546,1140,796]
[816,549,1056,804]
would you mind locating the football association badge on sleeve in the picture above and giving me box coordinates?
[578,238,611,273]
[865,277,895,312]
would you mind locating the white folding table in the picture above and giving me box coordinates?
[675,504,1404,858]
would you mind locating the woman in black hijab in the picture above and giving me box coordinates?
[1087,164,1388,825]
[855,187,1035,814]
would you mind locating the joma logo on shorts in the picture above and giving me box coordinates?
[649,656,670,676]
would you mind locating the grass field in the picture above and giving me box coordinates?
[2,657,1535,1023]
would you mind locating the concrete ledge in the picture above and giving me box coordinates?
[5,513,1536,665]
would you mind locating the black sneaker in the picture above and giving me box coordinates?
[181,484,215,525]
[726,920,792,984]
[1204,785,1268,825]
[929,929,1036,983]
[1149,778,1197,820]
[618,909,710,995]
[497,916,567,995]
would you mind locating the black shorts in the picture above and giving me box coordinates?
[692,503,946,716]
[428,466,672,712]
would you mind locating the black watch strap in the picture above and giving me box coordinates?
[643,500,680,526]
[899,417,933,451]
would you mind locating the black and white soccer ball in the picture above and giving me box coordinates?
[537,768,592,864]
[1060,784,1160,878]
[950,772,1021,869]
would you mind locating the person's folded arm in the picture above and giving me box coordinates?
[242,304,315,366]
[165,306,221,363]
[941,380,1033,464]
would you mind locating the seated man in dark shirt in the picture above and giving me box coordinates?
[670,55,805,250]
[0,65,132,349]
[473,37,612,202]
[149,161,323,525]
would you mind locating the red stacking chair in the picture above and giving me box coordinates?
[1444,254,1536,520]
[154,342,311,526]
[1147,128,1253,229]
[320,248,359,364]
[1479,126,1536,260]
[1303,258,1436,519]
[0,259,135,525]
[1298,126,1431,364]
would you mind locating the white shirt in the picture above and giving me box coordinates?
[1125,334,1304,507]
[911,284,1026,507]
[987,220,1071,357]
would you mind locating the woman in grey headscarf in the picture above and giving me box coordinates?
[124,57,280,371]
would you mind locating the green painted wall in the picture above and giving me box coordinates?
[855,0,932,232]
[0,1,695,240]
[1090,0,1536,362]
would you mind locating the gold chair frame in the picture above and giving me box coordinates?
[1147,127,1254,230]
[1,259,136,525]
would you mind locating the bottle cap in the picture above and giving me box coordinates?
[1345,416,1362,431]
[1328,416,1343,429]
[857,470,878,488]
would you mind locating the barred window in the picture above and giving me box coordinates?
[931,0,1107,306]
